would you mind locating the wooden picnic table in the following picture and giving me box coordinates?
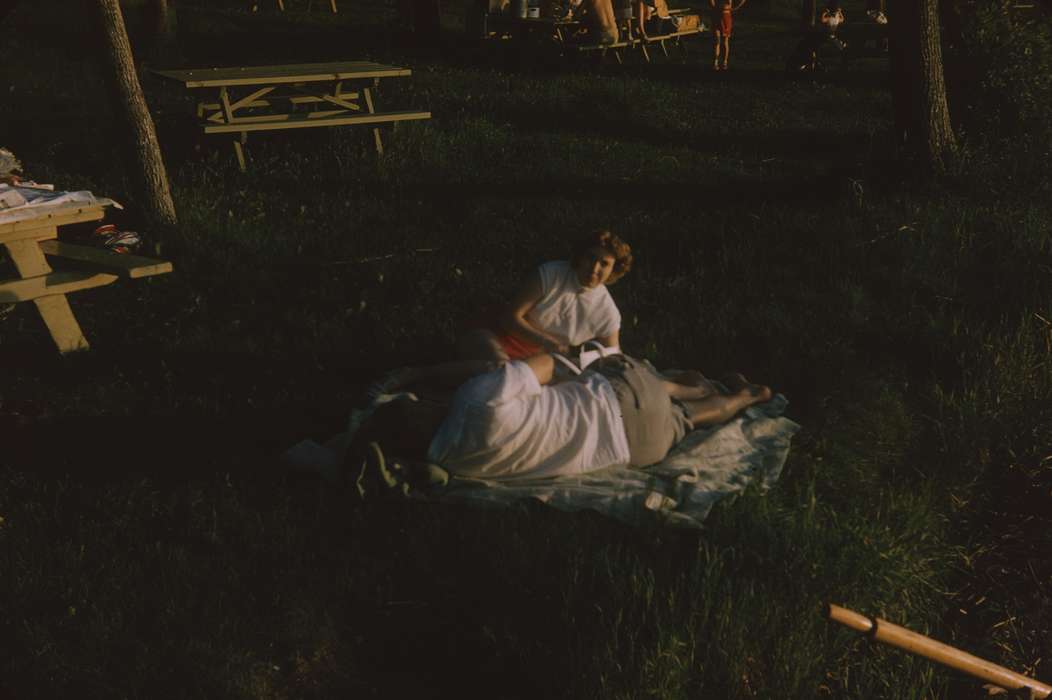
[251,0,338,12]
[485,10,704,63]
[0,193,173,353]
[152,61,431,171]
[486,14,583,43]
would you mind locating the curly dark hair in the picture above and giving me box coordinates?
[570,230,633,284]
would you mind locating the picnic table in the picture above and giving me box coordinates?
[152,62,431,171]
[484,10,704,63]
[251,0,338,11]
[0,191,172,353]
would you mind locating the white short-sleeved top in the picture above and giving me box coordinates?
[427,361,631,480]
[525,261,621,347]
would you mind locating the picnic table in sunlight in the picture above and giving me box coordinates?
[0,190,172,353]
[152,62,431,172]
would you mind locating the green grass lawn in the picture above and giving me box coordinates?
[1,1,1050,698]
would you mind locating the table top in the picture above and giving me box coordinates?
[152,61,412,88]
[488,14,580,26]
[0,199,112,243]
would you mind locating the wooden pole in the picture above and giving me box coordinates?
[828,604,1052,699]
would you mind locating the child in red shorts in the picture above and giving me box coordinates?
[709,0,746,70]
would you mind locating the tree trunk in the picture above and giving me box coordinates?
[887,0,957,171]
[802,0,816,27]
[147,0,180,64]
[95,0,177,227]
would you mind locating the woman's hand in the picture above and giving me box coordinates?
[543,337,571,355]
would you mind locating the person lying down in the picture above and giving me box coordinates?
[353,353,773,489]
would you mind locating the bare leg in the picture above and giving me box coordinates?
[660,368,702,385]
[721,35,730,68]
[713,31,721,67]
[679,379,772,428]
[660,377,719,401]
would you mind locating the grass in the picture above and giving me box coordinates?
[1,0,1051,697]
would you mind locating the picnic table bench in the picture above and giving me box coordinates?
[0,193,172,353]
[152,62,431,171]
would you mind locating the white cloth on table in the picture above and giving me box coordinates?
[426,359,631,480]
[0,185,118,225]
[526,260,621,347]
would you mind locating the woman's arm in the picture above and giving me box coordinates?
[595,329,620,349]
[499,270,570,354]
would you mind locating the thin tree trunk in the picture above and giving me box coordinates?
[148,0,180,64]
[887,0,957,170]
[802,0,816,27]
[95,0,177,227]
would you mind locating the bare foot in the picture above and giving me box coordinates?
[723,372,773,403]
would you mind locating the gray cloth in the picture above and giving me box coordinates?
[589,355,692,468]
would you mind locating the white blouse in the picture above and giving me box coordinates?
[525,261,621,346]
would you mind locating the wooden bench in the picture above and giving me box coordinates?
[153,62,432,171]
[0,197,173,353]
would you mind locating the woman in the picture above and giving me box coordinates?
[458,229,633,363]
[367,230,633,399]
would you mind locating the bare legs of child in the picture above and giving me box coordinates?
[713,31,731,69]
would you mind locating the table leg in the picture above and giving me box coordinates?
[220,86,250,172]
[363,85,384,156]
[4,236,90,353]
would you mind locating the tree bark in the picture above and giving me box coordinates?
[887,0,957,171]
[147,0,180,64]
[95,0,177,227]
[802,0,816,27]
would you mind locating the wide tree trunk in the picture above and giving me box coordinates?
[95,0,177,227]
[888,0,957,170]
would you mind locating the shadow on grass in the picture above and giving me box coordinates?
[398,168,873,204]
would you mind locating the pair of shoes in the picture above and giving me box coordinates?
[93,224,141,254]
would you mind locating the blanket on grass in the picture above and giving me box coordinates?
[284,380,800,529]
